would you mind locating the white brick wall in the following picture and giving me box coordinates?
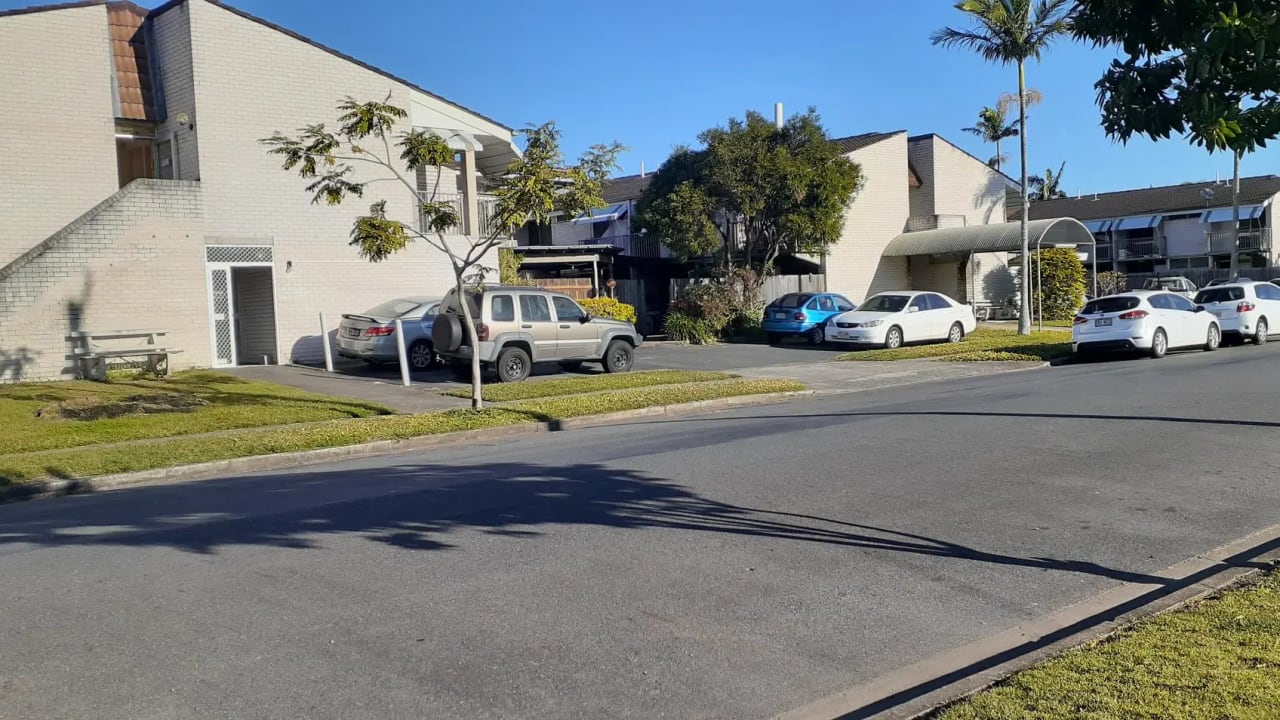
[0,181,206,383]
[151,2,200,181]
[177,0,508,366]
[824,133,911,302]
[0,5,118,266]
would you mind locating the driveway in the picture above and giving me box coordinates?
[4,344,1280,719]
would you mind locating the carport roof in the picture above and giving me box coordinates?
[882,218,1095,257]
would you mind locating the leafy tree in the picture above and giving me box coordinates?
[1073,0,1280,280]
[1095,270,1127,297]
[1029,161,1067,200]
[636,108,863,296]
[1030,247,1087,321]
[262,97,623,408]
[962,105,1020,170]
[932,0,1073,335]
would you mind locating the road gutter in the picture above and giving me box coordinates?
[773,524,1280,720]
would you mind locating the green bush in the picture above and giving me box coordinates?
[498,248,533,286]
[663,311,722,344]
[580,297,637,324]
[1029,248,1087,321]
[1095,270,1127,297]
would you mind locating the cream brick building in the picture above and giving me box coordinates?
[0,0,518,382]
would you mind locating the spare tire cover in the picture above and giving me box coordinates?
[433,313,463,352]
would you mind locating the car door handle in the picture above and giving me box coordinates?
[559,324,570,329]
[521,324,533,329]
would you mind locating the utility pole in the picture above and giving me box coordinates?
[1229,150,1241,281]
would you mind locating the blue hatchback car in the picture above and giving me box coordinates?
[762,292,857,345]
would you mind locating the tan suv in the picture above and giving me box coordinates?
[432,286,643,382]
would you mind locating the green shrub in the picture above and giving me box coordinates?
[580,297,638,324]
[498,248,533,286]
[663,311,721,344]
[1029,248,1087,321]
[1095,270,1127,297]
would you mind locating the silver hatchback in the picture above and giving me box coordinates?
[336,297,441,370]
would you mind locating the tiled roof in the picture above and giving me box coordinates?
[1026,175,1280,222]
[107,2,156,121]
[602,173,653,203]
[830,131,904,154]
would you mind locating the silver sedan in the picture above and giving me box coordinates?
[336,297,440,370]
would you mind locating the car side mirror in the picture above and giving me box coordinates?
[1194,305,1206,313]
[579,313,591,324]
[907,306,919,314]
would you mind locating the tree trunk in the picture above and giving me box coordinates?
[1017,61,1031,336]
[1230,150,1241,281]
[455,274,484,410]
[995,139,1001,172]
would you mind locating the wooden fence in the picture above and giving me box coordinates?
[670,274,826,305]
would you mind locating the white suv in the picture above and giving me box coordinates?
[1193,281,1280,345]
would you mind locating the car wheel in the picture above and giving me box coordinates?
[808,326,826,346]
[1205,324,1220,352]
[1150,328,1168,359]
[408,340,436,371]
[885,326,904,350]
[1254,318,1268,345]
[947,322,964,344]
[496,346,531,383]
[766,333,784,346]
[603,340,634,373]
[558,360,585,372]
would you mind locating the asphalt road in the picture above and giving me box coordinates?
[4,344,1280,719]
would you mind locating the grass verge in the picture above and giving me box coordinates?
[839,329,1070,362]
[0,379,803,485]
[940,350,1047,362]
[441,370,736,401]
[0,371,391,455]
[934,570,1280,720]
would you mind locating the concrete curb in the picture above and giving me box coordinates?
[774,523,1280,720]
[0,390,814,505]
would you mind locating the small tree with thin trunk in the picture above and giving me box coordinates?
[932,0,1073,335]
[262,97,623,408]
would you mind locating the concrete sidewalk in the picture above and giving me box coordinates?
[227,364,469,414]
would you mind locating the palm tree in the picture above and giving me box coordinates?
[961,106,1019,171]
[1029,161,1067,201]
[932,0,1072,335]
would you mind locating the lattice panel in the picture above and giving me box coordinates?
[206,245,273,263]
[210,269,234,363]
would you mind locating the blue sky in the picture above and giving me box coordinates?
[15,0,1277,192]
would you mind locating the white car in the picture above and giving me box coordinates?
[1072,291,1220,358]
[1193,280,1280,345]
[1141,276,1198,300]
[825,291,977,349]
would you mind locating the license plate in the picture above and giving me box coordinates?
[1095,318,1112,327]
[773,312,787,320]
[837,331,849,337]
[345,327,363,337]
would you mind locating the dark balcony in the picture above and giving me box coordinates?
[1115,239,1161,259]
[581,234,663,259]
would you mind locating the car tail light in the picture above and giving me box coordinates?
[1073,316,1088,325]
[1118,310,1149,320]
[793,312,806,322]
[476,323,490,342]
[1238,302,1257,312]
[365,326,394,337]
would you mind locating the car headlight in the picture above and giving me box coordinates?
[862,319,884,328]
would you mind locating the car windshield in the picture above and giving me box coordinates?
[859,295,910,313]
[772,293,813,309]
[363,299,424,318]
[1081,297,1140,314]
[1194,287,1245,304]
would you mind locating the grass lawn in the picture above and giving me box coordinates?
[0,371,392,456]
[443,370,737,401]
[839,329,1071,363]
[935,570,1280,720]
[0,378,803,485]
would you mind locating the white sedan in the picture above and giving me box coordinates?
[825,291,977,349]
[1072,290,1220,358]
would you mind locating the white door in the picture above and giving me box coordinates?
[904,294,933,341]
[1162,293,1199,347]
[207,265,237,367]
[1254,283,1280,336]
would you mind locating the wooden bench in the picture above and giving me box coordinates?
[67,330,182,380]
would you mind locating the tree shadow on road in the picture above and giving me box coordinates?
[0,460,1175,586]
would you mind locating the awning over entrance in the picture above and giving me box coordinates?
[882,217,1095,257]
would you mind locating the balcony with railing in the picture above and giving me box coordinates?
[1114,236,1161,260]
[418,191,504,237]
[570,234,664,258]
[1207,227,1272,254]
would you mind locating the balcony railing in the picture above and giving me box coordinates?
[418,191,506,237]
[1094,244,1112,262]
[905,214,968,232]
[1207,228,1272,254]
[1115,239,1160,259]
[579,234,664,258]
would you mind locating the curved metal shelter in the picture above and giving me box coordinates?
[882,217,1095,257]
